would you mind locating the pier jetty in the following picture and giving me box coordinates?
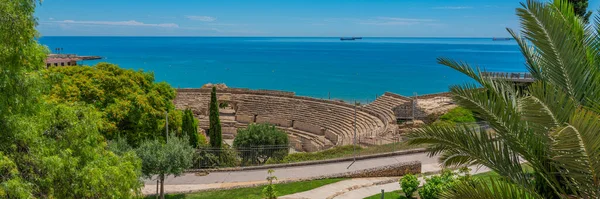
[481,72,535,83]
[45,54,102,67]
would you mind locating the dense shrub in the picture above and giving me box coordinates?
[432,107,476,126]
[439,107,476,123]
[194,144,239,168]
[198,132,208,147]
[233,123,289,165]
[418,170,457,199]
[400,173,419,198]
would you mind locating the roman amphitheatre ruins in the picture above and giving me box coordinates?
[174,84,455,152]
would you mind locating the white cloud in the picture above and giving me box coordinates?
[181,26,266,34]
[49,17,54,20]
[376,17,436,22]
[432,6,473,10]
[186,16,217,22]
[51,20,179,28]
[207,23,248,26]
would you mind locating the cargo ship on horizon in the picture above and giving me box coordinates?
[340,37,363,41]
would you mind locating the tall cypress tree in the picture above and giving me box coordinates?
[208,87,222,148]
[182,109,199,148]
[569,0,592,23]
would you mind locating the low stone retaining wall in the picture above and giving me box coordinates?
[339,161,420,178]
[187,148,427,173]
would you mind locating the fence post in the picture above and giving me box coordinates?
[381,189,385,199]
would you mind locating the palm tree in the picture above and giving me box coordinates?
[407,0,600,198]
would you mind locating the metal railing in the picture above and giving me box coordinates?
[192,145,291,169]
[481,72,535,82]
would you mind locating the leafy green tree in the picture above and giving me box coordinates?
[408,0,600,198]
[108,137,134,156]
[43,62,182,146]
[233,123,289,165]
[136,135,195,199]
[0,0,45,196]
[400,174,420,198]
[1,1,142,198]
[208,87,222,148]
[569,0,592,22]
[182,109,200,148]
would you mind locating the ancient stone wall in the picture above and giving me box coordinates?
[383,92,412,101]
[235,114,254,124]
[175,88,454,151]
[416,92,452,99]
[175,88,386,150]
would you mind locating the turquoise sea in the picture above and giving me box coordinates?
[38,37,525,102]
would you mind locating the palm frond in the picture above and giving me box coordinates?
[407,124,529,187]
[517,0,596,104]
[518,96,559,131]
[438,59,521,136]
[507,28,545,81]
[526,82,578,125]
[551,108,600,197]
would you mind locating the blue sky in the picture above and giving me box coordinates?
[36,0,600,37]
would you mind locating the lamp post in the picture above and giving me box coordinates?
[165,111,169,143]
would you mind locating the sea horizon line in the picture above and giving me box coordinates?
[38,36,511,39]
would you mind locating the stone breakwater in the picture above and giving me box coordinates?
[174,87,453,152]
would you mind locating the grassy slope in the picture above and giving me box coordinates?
[364,190,407,199]
[276,142,426,164]
[146,178,346,199]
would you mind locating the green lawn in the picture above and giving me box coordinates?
[145,178,346,199]
[275,142,426,164]
[364,190,409,199]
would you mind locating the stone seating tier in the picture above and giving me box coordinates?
[175,88,387,148]
[233,95,382,140]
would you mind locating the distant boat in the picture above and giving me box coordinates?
[340,37,362,41]
[492,37,513,41]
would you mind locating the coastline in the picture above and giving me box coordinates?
[39,37,524,102]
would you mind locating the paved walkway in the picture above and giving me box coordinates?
[143,152,437,194]
[280,177,398,199]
